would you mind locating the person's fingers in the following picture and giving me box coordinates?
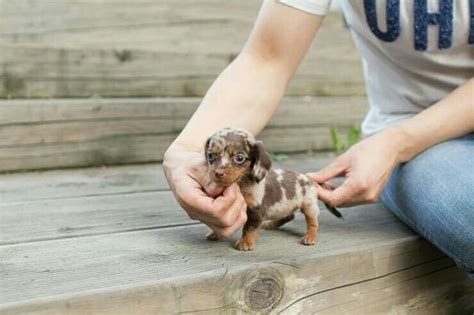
[315,181,338,204]
[209,202,247,239]
[307,160,347,184]
[210,183,238,213]
[222,204,247,238]
[320,181,337,190]
[336,198,368,208]
[178,177,242,226]
[177,179,212,209]
[188,161,224,198]
[323,178,361,207]
[180,192,215,221]
[317,174,381,207]
[192,183,240,226]
[216,188,246,228]
[176,178,220,220]
[316,186,333,204]
[336,187,380,207]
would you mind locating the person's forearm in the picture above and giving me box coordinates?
[172,52,290,153]
[167,0,324,154]
[392,78,474,163]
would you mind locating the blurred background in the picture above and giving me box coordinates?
[0,0,367,173]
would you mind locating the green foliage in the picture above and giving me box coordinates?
[329,126,361,153]
[347,126,361,147]
[330,128,344,153]
[273,153,289,162]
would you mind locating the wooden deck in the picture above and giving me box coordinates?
[0,97,368,173]
[2,1,473,312]
[0,4,364,98]
[1,156,473,314]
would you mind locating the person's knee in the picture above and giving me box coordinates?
[382,141,474,272]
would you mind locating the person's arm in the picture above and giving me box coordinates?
[309,78,474,207]
[172,1,323,151]
[164,1,325,238]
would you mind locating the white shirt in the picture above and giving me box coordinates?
[278,0,474,136]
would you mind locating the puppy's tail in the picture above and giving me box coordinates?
[324,203,343,219]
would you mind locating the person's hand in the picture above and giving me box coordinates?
[307,128,404,207]
[163,143,247,238]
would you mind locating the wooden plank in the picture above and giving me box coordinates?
[0,155,334,203]
[0,208,437,305]
[0,45,364,98]
[0,1,259,49]
[1,165,472,313]
[278,263,474,314]
[0,134,173,172]
[0,97,367,126]
[0,164,165,203]
[0,97,367,172]
[0,126,339,172]
[0,191,188,245]
[0,3,364,97]
[0,3,356,67]
[1,179,379,245]
[1,220,471,314]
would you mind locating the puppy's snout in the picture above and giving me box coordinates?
[214,169,225,179]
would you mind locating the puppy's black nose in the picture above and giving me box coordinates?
[214,169,224,178]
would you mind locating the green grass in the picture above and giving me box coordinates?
[330,126,361,153]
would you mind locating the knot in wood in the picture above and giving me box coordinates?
[247,278,282,310]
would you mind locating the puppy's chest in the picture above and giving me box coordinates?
[241,181,266,209]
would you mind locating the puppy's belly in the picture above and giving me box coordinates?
[264,199,299,221]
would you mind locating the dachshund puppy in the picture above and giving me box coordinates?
[204,127,342,251]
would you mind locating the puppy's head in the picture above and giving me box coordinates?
[204,128,272,186]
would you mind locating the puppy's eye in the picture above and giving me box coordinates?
[234,154,246,164]
[207,153,215,162]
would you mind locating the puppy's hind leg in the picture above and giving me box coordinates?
[261,213,295,230]
[300,203,320,245]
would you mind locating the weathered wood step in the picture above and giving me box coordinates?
[0,155,333,244]
[0,155,332,203]
[0,158,473,314]
[3,220,470,314]
[0,97,367,173]
[0,4,364,98]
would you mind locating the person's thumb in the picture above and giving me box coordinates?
[192,161,224,198]
[307,160,346,184]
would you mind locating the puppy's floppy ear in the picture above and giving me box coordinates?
[252,140,272,183]
[204,137,211,158]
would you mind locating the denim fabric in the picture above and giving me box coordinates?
[381,133,474,278]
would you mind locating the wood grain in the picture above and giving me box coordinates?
[1,159,473,313]
[1,223,472,314]
[0,1,364,98]
[0,155,333,203]
[0,155,334,244]
[1,177,376,246]
[0,97,367,172]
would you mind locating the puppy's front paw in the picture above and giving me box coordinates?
[206,231,219,241]
[234,238,255,251]
[301,234,317,246]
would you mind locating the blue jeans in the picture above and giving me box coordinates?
[381,133,474,279]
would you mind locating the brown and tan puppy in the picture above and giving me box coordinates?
[204,127,342,251]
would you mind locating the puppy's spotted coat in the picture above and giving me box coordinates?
[205,127,342,251]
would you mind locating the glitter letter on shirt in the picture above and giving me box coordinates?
[469,0,474,44]
[414,0,454,50]
[364,0,401,42]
